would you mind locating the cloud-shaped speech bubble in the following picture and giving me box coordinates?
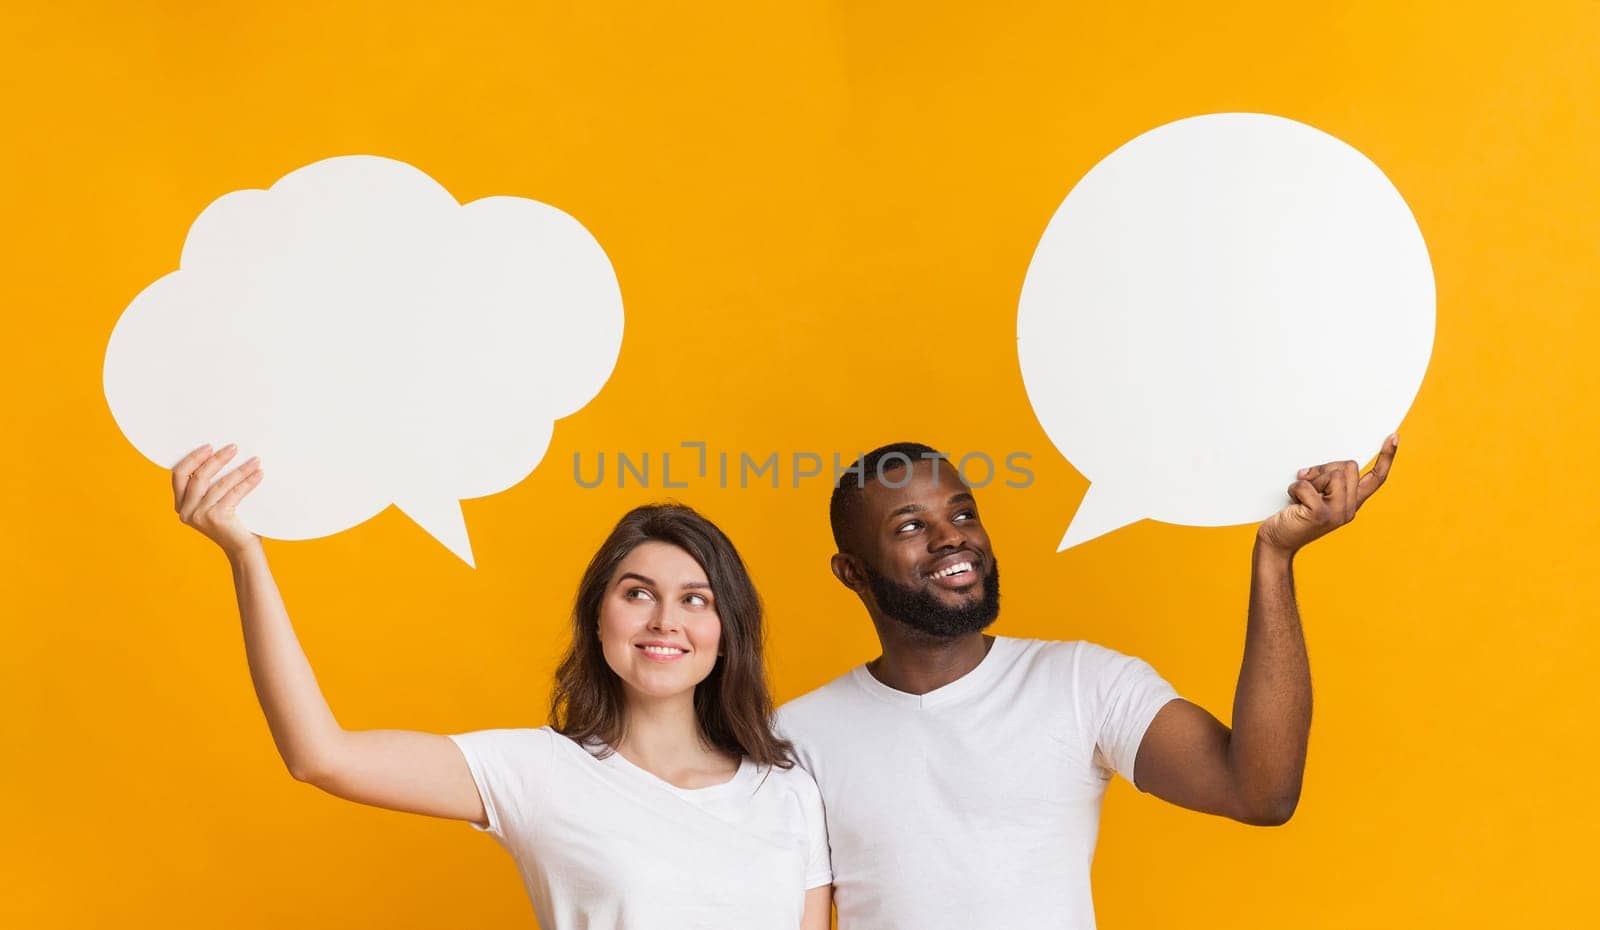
[1018,113,1434,551]
[104,155,623,567]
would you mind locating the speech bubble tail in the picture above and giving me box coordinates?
[1058,485,1140,551]
[396,498,476,568]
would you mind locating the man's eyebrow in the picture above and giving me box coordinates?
[949,492,976,507]
[886,503,927,520]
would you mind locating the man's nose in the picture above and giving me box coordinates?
[928,518,965,552]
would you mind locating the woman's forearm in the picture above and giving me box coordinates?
[228,539,344,780]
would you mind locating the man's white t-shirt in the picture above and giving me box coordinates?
[774,636,1180,930]
[448,726,832,929]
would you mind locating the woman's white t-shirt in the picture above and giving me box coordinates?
[448,726,831,929]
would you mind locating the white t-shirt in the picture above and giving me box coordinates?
[774,636,1179,930]
[448,726,832,929]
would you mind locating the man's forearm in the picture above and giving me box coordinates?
[1226,536,1311,824]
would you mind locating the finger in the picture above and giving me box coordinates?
[218,465,265,507]
[1297,462,1330,482]
[180,445,239,519]
[197,458,260,515]
[206,457,265,515]
[1337,460,1359,522]
[1297,461,1344,492]
[171,444,213,508]
[1355,433,1399,508]
[1286,478,1322,513]
[1301,465,1347,519]
[1317,460,1353,519]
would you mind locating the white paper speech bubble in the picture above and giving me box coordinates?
[1018,113,1434,551]
[104,155,623,567]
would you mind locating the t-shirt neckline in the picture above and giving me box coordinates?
[597,746,757,800]
[849,635,1018,709]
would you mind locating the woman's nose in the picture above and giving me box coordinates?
[647,606,682,632]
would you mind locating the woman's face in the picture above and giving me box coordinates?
[598,540,724,703]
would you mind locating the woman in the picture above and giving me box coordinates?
[172,443,831,928]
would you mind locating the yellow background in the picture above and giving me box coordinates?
[5,1,1597,926]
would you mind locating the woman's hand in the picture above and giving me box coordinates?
[172,442,263,558]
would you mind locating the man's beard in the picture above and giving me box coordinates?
[864,558,1001,639]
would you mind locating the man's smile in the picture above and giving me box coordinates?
[922,552,985,590]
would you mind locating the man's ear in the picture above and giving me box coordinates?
[831,552,867,594]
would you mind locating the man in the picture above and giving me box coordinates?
[776,438,1398,929]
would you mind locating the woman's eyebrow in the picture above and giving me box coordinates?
[617,572,710,591]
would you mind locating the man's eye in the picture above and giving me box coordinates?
[954,511,975,522]
[897,521,922,534]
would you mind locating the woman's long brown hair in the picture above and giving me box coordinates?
[550,503,795,768]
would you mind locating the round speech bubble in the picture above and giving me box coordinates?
[104,155,623,567]
[1018,113,1434,551]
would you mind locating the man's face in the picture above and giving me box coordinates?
[849,459,1000,638]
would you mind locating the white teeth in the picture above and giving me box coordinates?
[932,562,973,579]
[642,645,686,656]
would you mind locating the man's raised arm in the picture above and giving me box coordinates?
[1131,435,1399,826]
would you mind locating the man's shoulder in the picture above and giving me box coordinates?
[775,666,864,731]
[993,634,1090,665]
[998,636,1169,704]
[990,636,1146,688]
[996,634,1133,661]
[778,666,862,712]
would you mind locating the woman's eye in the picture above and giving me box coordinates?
[625,588,653,601]
[684,593,708,607]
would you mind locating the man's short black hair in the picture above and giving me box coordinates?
[829,441,944,553]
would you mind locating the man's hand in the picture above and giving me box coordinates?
[1257,434,1399,556]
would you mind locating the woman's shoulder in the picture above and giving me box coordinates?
[453,723,561,741]
[749,759,829,853]
[753,757,824,803]
[449,724,566,759]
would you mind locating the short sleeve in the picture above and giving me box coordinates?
[446,727,556,843]
[791,765,833,889]
[1072,641,1180,784]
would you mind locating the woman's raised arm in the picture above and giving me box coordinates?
[174,443,485,825]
